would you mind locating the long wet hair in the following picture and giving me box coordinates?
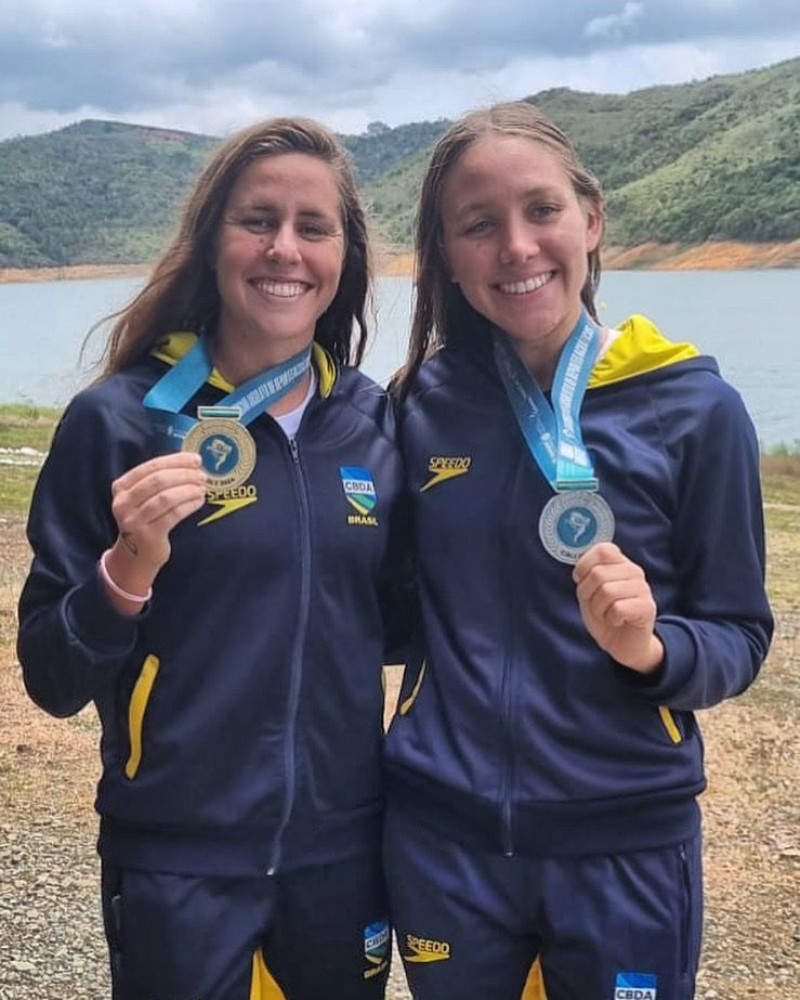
[394,101,605,397]
[96,117,371,375]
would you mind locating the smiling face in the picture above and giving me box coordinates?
[439,134,602,381]
[213,152,345,367]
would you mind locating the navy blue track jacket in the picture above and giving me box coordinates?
[18,336,409,876]
[385,315,773,858]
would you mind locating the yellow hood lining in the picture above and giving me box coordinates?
[589,314,699,389]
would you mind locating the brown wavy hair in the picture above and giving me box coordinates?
[394,101,605,397]
[96,117,371,375]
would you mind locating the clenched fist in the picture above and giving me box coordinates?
[572,542,664,675]
[101,452,207,614]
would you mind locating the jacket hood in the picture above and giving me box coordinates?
[589,314,702,389]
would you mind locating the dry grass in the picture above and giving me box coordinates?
[0,652,100,826]
[1,511,799,999]
[765,508,800,612]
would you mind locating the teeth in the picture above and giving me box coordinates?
[255,280,306,298]
[499,273,553,295]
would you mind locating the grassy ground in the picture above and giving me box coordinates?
[0,405,60,513]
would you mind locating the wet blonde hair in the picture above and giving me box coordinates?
[395,101,605,396]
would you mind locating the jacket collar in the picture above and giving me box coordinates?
[151,332,338,398]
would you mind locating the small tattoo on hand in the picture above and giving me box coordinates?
[121,533,138,555]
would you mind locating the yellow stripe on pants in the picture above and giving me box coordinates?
[521,957,547,999]
[250,949,287,999]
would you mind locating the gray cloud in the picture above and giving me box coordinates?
[585,2,645,42]
[0,1,798,131]
[357,1,800,68]
[0,2,363,110]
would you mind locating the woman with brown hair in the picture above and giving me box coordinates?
[384,101,772,1000]
[18,117,406,999]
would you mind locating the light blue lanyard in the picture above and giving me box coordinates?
[492,310,601,491]
[142,338,313,447]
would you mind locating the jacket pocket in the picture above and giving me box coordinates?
[658,706,683,744]
[399,659,427,716]
[125,654,160,779]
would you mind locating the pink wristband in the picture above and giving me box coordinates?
[99,549,153,604]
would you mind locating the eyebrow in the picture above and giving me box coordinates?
[238,201,338,218]
[451,185,561,218]
[237,203,344,230]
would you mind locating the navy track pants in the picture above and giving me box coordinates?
[101,851,390,999]
[384,806,702,1000]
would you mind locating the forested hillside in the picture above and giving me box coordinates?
[1,56,799,267]
[0,121,218,266]
[365,56,800,248]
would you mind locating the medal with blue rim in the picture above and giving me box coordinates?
[142,337,312,494]
[493,308,615,564]
[182,405,257,493]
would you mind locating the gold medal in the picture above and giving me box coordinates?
[183,408,256,494]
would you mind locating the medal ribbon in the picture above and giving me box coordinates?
[492,309,601,491]
[142,338,313,448]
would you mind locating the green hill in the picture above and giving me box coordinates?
[0,120,218,267]
[1,56,799,267]
[364,56,800,248]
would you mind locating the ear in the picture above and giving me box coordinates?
[584,202,604,254]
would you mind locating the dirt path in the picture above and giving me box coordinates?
[1,513,798,999]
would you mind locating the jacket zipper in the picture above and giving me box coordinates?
[499,461,525,858]
[267,434,313,874]
[499,650,515,857]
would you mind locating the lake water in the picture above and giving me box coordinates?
[0,270,797,446]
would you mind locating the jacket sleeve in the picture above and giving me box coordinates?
[621,376,773,710]
[17,389,148,718]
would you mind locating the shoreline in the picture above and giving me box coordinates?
[0,263,152,285]
[2,239,800,285]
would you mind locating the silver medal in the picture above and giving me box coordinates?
[538,492,615,564]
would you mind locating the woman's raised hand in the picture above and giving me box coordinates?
[572,542,664,675]
[101,453,207,612]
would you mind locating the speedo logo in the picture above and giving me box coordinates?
[197,485,258,526]
[403,934,451,964]
[420,456,472,492]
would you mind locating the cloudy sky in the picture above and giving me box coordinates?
[2,0,799,141]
